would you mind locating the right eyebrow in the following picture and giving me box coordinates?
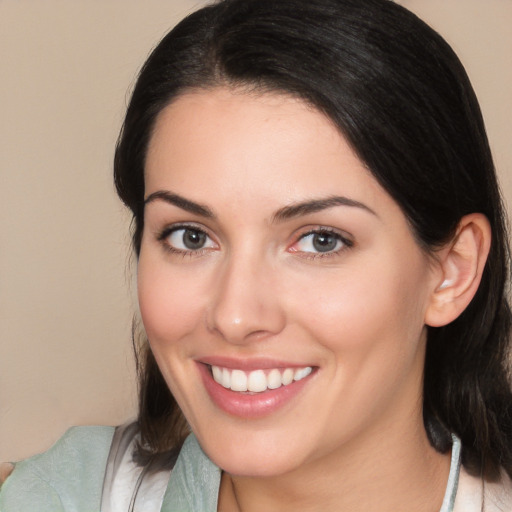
[271,195,377,223]
[144,190,215,218]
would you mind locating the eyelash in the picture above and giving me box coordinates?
[290,227,353,260]
[156,224,353,259]
[157,224,216,258]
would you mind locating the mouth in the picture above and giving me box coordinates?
[210,365,313,393]
[197,359,317,418]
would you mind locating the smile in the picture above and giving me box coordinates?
[198,361,316,418]
[211,365,313,393]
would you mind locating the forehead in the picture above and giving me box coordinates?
[146,87,349,173]
[144,87,391,217]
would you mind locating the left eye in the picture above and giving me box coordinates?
[165,227,216,251]
[294,231,346,254]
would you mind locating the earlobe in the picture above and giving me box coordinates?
[425,213,491,327]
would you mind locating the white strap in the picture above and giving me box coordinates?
[439,434,462,512]
[100,422,175,512]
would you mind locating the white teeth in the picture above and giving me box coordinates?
[221,368,231,389]
[247,370,267,392]
[282,368,294,386]
[212,365,223,384]
[230,370,247,392]
[267,369,282,390]
[294,366,312,381]
[210,365,313,393]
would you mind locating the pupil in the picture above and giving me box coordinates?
[313,233,337,252]
[183,229,206,249]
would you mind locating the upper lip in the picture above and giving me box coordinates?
[197,356,314,371]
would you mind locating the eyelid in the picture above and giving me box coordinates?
[157,222,219,256]
[157,221,212,239]
[288,226,354,258]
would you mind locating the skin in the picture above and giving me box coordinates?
[0,464,13,485]
[138,88,452,511]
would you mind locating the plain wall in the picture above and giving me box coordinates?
[1,0,511,462]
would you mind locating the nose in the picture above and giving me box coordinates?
[206,253,286,345]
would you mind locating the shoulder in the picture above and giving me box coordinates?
[161,434,221,512]
[484,470,512,512]
[102,427,221,512]
[455,465,512,512]
[0,425,115,512]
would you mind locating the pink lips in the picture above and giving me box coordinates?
[196,358,315,419]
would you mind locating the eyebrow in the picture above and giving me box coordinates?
[272,196,377,222]
[144,190,376,222]
[144,190,214,218]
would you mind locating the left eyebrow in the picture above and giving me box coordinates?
[144,190,214,218]
[272,196,377,223]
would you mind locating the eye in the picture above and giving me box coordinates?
[160,226,216,253]
[290,229,352,255]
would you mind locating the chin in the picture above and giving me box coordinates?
[195,427,308,477]
[214,451,301,478]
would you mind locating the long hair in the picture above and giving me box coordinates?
[114,0,512,477]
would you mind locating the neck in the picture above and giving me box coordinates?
[218,416,451,512]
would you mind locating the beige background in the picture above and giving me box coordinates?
[1,0,511,462]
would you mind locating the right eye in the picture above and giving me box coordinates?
[160,226,216,254]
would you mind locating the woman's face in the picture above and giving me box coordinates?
[138,88,441,477]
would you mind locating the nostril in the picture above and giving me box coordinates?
[205,267,286,344]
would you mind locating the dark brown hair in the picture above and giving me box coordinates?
[115,0,512,477]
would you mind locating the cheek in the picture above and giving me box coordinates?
[288,250,430,358]
[289,256,430,433]
[137,255,208,347]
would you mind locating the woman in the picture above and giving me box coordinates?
[2,0,511,510]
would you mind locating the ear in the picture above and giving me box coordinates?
[425,213,491,327]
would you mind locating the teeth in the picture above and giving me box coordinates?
[230,370,247,392]
[211,365,313,393]
[212,365,223,384]
[267,369,282,390]
[221,368,230,389]
[247,370,267,392]
[282,368,294,386]
[294,366,312,381]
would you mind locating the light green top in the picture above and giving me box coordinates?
[5,425,504,512]
[0,426,115,511]
[0,426,221,512]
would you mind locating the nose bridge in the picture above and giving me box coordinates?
[207,246,285,344]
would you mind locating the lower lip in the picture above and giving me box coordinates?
[197,363,314,419]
